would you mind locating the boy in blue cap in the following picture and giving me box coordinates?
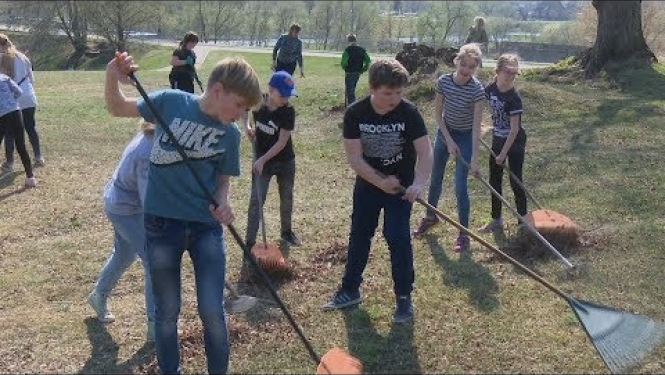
[242,71,300,277]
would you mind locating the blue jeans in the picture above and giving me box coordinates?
[426,128,473,228]
[344,72,361,105]
[145,214,229,375]
[342,180,415,296]
[95,210,155,323]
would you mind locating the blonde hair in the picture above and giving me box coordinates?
[139,119,156,137]
[493,53,520,81]
[473,16,486,29]
[207,57,262,109]
[0,34,17,78]
[454,43,483,67]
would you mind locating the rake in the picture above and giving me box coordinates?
[410,190,665,373]
[455,154,579,274]
[117,56,361,374]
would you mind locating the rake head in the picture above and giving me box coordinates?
[316,346,363,374]
[251,242,290,275]
[569,297,665,374]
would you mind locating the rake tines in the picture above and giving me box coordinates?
[570,298,665,374]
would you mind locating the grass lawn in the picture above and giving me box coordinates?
[0,49,664,374]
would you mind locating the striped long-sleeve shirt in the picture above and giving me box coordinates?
[272,34,303,67]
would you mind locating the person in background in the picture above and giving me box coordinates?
[341,33,371,107]
[0,35,43,172]
[169,31,200,94]
[272,23,305,78]
[465,16,489,54]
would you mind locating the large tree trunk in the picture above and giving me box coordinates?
[580,0,656,77]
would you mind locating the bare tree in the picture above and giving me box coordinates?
[85,1,162,51]
[416,1,470,47]
[578,0,656,77]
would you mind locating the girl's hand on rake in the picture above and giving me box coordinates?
[209,202,235,225]
[445,138,459,157]
[253,157,265,175]
[470,159,480,177]
[495,153,507,166]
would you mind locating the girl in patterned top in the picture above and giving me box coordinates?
[478,53,527,233]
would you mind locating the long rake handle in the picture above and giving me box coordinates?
[456,155,575,269]
[409,190,570,301]
[125,69,324,367]
[252,144,269,247]
[479,137,543,210]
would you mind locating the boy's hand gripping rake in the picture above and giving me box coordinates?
[407,188,665,374]
[116,56,361,374]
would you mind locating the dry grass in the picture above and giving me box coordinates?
[0,50,664,374]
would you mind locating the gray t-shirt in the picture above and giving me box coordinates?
[104,131,153,216]
[436,73,485,131]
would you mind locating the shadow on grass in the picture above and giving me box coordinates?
[343,307,422,374]
[423,235,500,313]
[0,171,28,200]
[77,317,154,374]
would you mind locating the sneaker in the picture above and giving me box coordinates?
[147,321,155,342]
[34,157,45,167]
[281,230,301,247]
[0,162,12,173]
[25,177,37,188]
[321,288,363,310]
[393,295,413,323]
[453,233,470,253]
[413,216,439,237]
[87,290,115,323]
[478,218,503,233]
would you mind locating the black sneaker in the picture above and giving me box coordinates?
[281,230,301,247]
[393,295,413,323]
[321,288,363,310]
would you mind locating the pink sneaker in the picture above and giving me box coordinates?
[453,233,470,252]
[413,216,439,237]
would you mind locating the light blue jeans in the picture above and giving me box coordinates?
[426,128,473,228]
[145,214,229,375]
[95,210,154,323]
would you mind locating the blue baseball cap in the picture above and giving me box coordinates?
[269,71,297,97]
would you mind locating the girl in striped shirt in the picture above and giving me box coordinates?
[413,43,486,252]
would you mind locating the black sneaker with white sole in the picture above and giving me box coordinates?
[281,230,301,247]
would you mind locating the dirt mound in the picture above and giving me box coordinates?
[396,42,459,75]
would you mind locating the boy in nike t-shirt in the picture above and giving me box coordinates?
[105,51,262,375]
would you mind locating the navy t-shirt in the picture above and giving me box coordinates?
[343,97,428,188]
[252,98,296,162]
[485,81,523,138]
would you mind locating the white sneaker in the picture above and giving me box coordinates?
[87,290,115,323]
[34,157,45,167]
[25,177,37,188]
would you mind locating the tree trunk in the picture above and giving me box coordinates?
[580,0,656,77]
